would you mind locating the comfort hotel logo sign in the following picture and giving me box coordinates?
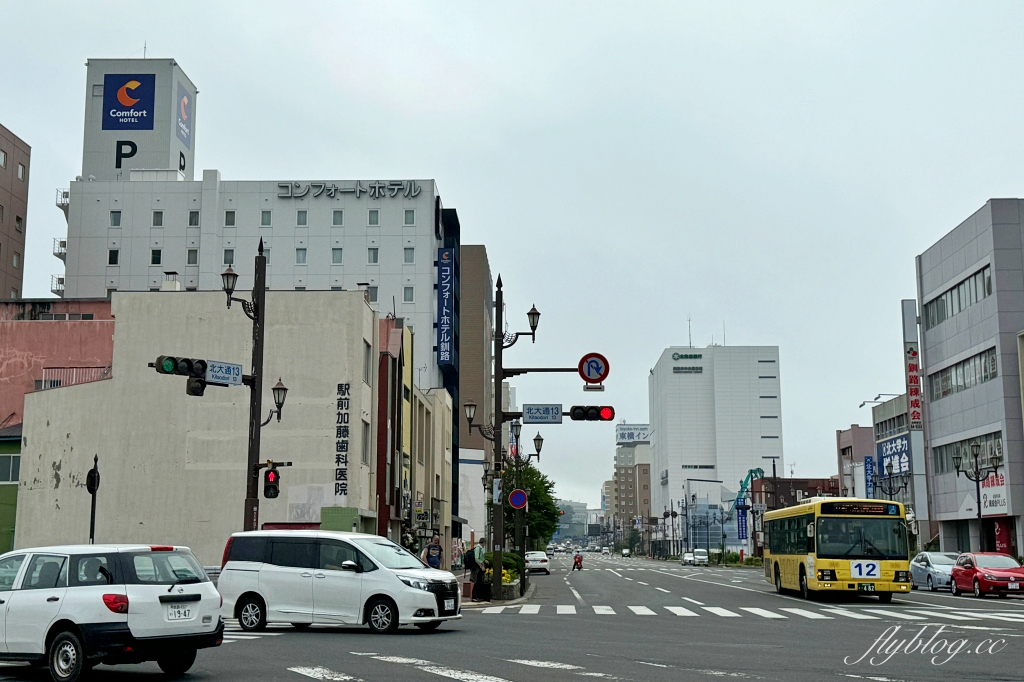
[102,74,155,130]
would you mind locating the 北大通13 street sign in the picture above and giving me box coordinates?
[206,361,243,386]
[523,404,562,424]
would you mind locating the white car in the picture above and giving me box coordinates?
[0,544,222,682]
[217,530,461,634]
[525,552,551,575]
[682,552,695,566]
[693,549,709,566]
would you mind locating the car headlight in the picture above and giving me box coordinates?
[397,575,431,591]
[983,574,998,581]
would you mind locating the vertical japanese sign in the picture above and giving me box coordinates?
[864,456,875,498]
[904,344,923,430]
[437,248,455,367]
[737,508,748,540]
[335,383,351,497]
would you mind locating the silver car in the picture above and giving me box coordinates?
[910,551,959,591]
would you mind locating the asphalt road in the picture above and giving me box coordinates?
[4,555,1023,682]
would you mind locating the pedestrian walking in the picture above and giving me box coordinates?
[472,538,487,600]
[421,534,444,569]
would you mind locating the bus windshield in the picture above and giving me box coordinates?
[816,517,908,560]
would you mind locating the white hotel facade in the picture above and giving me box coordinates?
[648,345,785,517]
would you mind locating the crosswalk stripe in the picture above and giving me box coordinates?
[860,609,925,620]
[963,613,1024,622]
[593,605,616,615]
[519,605,541,615]
[905,610,982,621]
[289,666,361,681]
[682,597,704,605]
[482,606,506,614]
[628,606,657,615]
[779,608,832,620]
[740,607,786,619]
[702,607,741,617]
[665,606,699,616]
[556,605,576,614]
[821,608,879,620]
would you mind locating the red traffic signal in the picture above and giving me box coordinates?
[264,467,280,499]
[569,406,616,421]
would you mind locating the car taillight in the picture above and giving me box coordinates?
[103,594,129,614]
[150,545,174,552]
[221,537,234,569]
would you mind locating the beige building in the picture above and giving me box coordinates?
[16,290,382,565]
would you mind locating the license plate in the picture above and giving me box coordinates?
[1009,583,1020,590]
[857,583,876,592]
[167,604,192,620]
[444,599,455,611]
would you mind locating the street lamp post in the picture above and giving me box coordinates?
[220,239,289,532]
[762,456,779,511]
[873,460,910,501]
[954,441,1000,524]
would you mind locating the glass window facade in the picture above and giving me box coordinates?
[927,348,997,402]
[932,430,1002,475]
[923,266,991,330]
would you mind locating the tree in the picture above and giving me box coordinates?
[501,461,560,550]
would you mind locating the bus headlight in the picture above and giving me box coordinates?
[894,571,910,582]
[816,569,836,581]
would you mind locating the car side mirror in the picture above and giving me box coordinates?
[341,560,362,573]
[964,562,973,570]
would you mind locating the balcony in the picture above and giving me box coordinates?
[37,366,112,391]
[50,275,65,297]
[55,188,70,221]
[53,238,67,261]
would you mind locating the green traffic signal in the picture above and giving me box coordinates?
[161,357,176,373]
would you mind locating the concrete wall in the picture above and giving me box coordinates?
[16,290,378,565]
[458,245,493,452]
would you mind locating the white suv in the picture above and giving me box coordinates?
[217,530,461,634]
[0,544,222,682]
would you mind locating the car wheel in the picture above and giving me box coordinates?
[774,564,783,594]
[974,579,984,598]
[927,575,936,592]
[367,598,399,634]
[238,596,267,632]
[415,621,442,631]
[156,648,197,678]
[545,570,550,575]
[878,592,893,604]
[291,623,311,630]
[49,631,85,682]
[951,580,960,596]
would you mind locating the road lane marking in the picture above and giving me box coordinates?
[656,587,671,593]
[637,581,649,585]
[519,605,541,614]
[593,605,616,615]
[570,586,586,604]
[372,656,434,665]
[419,666,513,682]
[860,608,925,620]
[665,606,699,616]
[607,569,623,577]
[740,608,786,619]
[557,605,577,614]
[628,605,657,615]
[289,667,361,681]
[637,661,669,668]
[905,610,982,621]
[821,608,879,619]
[507,660,583,669]
[702,607,740,617]
[779,608,831,619]
[481,606,506,614]
[682,597,704,605]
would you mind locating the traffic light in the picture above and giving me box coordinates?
[264,466,281,499]
[155,356,209,397]
[568,406,615,421]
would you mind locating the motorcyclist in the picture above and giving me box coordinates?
[572,551,583,571]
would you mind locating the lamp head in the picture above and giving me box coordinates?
[952,452,963,472]
[512,419,522,441]
[271,378,288,414]
[885,460,894,477]
[464,401,477,423]
[527,305,540,335]
[221,266,238,301]
[971,441,981,458]
[533,432,543,455]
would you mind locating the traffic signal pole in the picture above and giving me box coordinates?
[243,246,268,531]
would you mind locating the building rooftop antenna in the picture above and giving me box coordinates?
[688,315,692,348]
[144,41,147,59]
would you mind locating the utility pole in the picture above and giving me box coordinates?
[492,278,505,593]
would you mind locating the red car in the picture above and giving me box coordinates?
[950,552,1024,598]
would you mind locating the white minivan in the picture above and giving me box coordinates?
[217,530,461,634]
[0,544,222,682]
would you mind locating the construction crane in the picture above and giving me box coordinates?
[729,467,764,512]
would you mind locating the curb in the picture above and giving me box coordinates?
[460,581,536,610]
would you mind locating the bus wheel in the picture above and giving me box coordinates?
[774,564,783,594]
[878,592,893,604]
[799,568,812,600]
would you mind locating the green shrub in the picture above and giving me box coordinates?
[743,556,763,566]
[484,552,524,578]
[724,552,741,564]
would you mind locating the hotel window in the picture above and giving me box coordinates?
[332,209,344,226]
[223,249,234,265]
[332,248,343,265]
[362,421,371,465]
[403,286,414,303]
[928,347,998,402]
[152,210,163,227]
[367,247,379,264]
[107,249,119,266]
[404,209,415,226]
[12,252,21,268]
[0,204,3,221]
[15,216,22,233]
[187,249,198,265]
[368,286,378,303]
[10,289,17,299]
[17,163,25,181]
[260,210,272,227]
[150,249,161,265]
[295,248,307,265]
[404,247,415,264]
[110,210,121,227]
[923,265,992,330]
[188,210,200,227]
[368,209,379,226]
[363,340,373,385]
[224,210,236,227]
[0,150,5,167]
[296,210,307,226]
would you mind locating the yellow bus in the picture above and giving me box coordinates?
[763,498,912,603]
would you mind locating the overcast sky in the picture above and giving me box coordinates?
[6,2,1024,508]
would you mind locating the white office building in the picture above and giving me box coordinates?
[648,345,785,517]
